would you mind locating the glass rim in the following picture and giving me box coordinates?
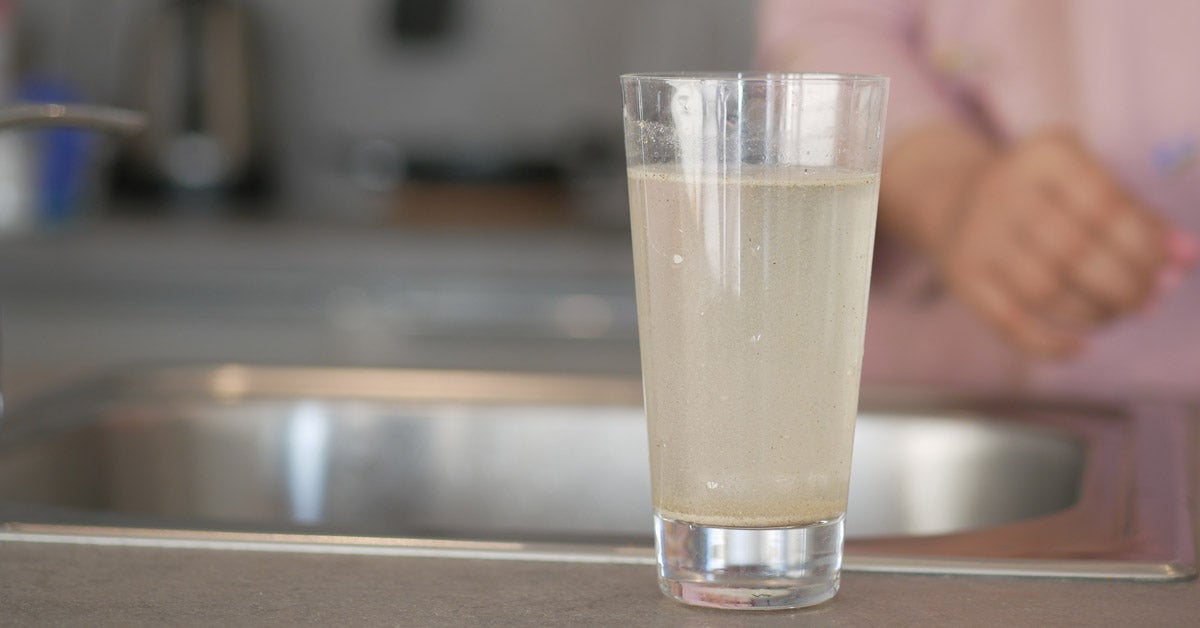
[620,71,887,85]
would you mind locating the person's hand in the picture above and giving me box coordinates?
[933,131,1196,358]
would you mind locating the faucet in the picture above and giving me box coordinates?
[0,103,147,133]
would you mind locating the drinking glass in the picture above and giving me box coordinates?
[621,72,887,610]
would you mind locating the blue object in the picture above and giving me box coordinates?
[16,79,97,228]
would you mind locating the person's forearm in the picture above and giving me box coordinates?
[879,121,997,257]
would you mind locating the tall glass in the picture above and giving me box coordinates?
[621,73,887,610]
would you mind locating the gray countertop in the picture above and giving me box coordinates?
[2,412,1195,626]
[2,540,1197,627]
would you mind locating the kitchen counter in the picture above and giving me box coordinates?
[2,540,1197,626]
[3,412,1196,627]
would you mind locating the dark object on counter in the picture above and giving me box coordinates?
[391,151,570,228]
[393,181,570,228]
[111,0,273,207]
[391,0,457,44]
[404,154,565,185]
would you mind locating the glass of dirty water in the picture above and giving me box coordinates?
[620,72,888,610]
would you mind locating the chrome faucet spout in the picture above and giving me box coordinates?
[0,103,148,134]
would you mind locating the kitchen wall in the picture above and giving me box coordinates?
[15,0,757,221]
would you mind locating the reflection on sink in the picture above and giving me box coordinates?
[0,392,1082,540]
[0,366,1193,580]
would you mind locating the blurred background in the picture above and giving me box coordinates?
[0,0,757,411]
[16,0,754,221]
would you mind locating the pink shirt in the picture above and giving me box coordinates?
[758,0,1200,397]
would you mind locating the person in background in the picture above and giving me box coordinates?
[757,0,1200,397]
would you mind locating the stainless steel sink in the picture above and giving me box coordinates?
[0,365,1193,580]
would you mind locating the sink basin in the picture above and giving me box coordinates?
[0,366,1193,580]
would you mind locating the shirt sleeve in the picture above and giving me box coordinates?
[756,0,972,144]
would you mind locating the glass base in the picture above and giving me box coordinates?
[654,513,844,610]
